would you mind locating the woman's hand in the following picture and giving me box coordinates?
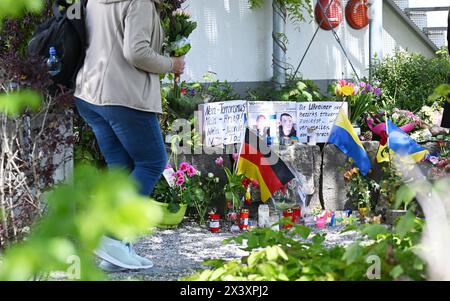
[171,56,185,74]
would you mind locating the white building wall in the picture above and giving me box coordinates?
[382,1,436,58]
[183,0,436,84]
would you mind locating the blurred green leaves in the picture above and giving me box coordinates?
[0,0,43,23]
[0,90,41,116]
[0,165,163,280]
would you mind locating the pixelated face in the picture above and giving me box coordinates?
[256,116,267,130]
[281,115,293,130]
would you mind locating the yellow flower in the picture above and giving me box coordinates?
[340,85,355,96]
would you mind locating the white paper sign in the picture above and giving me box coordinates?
[200,100,247,147]
[296,102,348,143]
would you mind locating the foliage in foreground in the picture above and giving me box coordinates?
[183,214,426,281]
[0,165,163,280]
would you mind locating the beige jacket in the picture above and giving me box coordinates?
[75,0,173,113]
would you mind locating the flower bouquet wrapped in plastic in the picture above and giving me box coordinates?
[162,9,197,98]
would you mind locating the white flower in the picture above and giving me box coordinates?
[208,172,214,178]
[214,177,220,183]
[196,170,201,176]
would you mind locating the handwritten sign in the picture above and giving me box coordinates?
[296,102,348,143]
[200,100,247,147]
[199,101,347,147]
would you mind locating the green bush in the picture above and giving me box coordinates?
[371,49,450,112]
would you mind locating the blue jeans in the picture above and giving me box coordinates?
[75,98,167,196]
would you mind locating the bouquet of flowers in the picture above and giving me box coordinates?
[162,9,197,98]
[332,80,381,125]
[369,109,421,129]
[365,109,422,144]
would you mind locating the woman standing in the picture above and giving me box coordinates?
[74,0,185,270]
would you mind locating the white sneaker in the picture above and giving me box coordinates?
[98,260,127,272]
[94,236,143,270]
[126,242,154,269]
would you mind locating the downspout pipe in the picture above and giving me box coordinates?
[273,0,287,90]
[369,0,383,79]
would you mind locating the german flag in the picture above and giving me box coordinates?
[236,128,295,202]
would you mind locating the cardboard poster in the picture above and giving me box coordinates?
[296,102,348,143]
[199,100,247,147]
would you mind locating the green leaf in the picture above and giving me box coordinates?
[0,90,41,116]
[340,225,359,234]
[247,235,260,250]
[413,257,424,271]
[266,246,279,261]
[395,211,416,239]
[209,267,226,280]
[395,185,416,209]
[296,81,307,91]
[293,225,311,239]
[311,234,326,245]
[247,250,264,267]
[361,224,389,240]
[275,246,289,261]
[342,242,363,265]
[389,265,404,279]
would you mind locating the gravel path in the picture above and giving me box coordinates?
[107,218,361,281]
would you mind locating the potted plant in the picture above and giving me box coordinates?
[378,164,407,225]
[214,156,244,210]
[344,166,378,219]
[151,162,203,228]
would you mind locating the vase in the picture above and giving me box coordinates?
[149,199,187,228]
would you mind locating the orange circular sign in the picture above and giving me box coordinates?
[346,0,369,30]
[315,0,344,30]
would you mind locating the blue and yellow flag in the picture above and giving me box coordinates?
[328,109,371,175]
[386,119,428,163]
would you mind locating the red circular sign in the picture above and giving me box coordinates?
[346,0,369,30]
[315,0,344,30]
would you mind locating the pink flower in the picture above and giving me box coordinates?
[187,166,197,177]
[338,80,348,86]
[232,153,239,161]
[176,177,185,186]
[173,170,184,179]
[165,163,172,170]
[251,179,259,188]
[179,162,190,172]
[429,156,439,165]
[215,156,224,167]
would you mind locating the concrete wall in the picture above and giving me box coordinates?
[182,0,436,85]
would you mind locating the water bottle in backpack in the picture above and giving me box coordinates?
[47,47,62,76]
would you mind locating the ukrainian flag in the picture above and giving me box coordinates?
[386,119,428,163]
[328,109,371,176]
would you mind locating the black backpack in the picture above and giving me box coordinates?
[28,0,88,91]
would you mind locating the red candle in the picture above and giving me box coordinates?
[239,210,249,230]
[209,214,221,233]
